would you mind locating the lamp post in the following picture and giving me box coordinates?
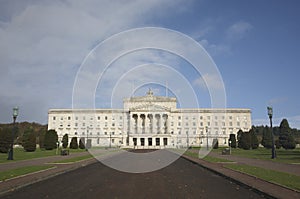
[56,141,59,155]
[229,140,232,155]
[206,126,209,150]
[86,127,89,150]
[267,106,276,159]
[186,131,189,148]
[109,132,111,148]
[8,107,19,160]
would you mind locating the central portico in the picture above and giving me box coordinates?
[125,89,175,148]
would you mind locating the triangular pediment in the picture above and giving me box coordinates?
[130,103,171,112]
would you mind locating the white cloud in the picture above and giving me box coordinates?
[0,0,187,124]
[193,73,225,90]
[226,21,253,41]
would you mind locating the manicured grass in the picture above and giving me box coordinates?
[224,164,300,191]
[203,156,234,163]
[0,148,88,163]
[0,165,55,181]
[184,150,199,158]
[0,148,57,163]
[52,155,93,163]
[184,150,234,163]
[213,147,300,163]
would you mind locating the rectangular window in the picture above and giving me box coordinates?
[98,116,100,120]
[53,116,56,120]
[68,116,71,120]
[105,116,108,120]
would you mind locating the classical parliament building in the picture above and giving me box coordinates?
[48,90,251,148]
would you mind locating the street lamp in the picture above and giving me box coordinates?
[206,126,209,150]
[186,131,189,148]
[109,132,111,148]
[267,106,276,159]
[86,127,89,149]
[229,140,232,155]
[8,107,19,160]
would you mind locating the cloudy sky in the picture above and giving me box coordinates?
[0,0,299,128]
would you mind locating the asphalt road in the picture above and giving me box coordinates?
[2,153,269,199]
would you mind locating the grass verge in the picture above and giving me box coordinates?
[213,148,300,164]
[0,148,88,164]
[184,150,233,163]
[224,164,300,191]
[0,165,55,181]
[52,155,93,164]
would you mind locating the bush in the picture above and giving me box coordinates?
[79,138,85,149]
[44,129,58,150]
[22,127,36,152]
[0,127,11,153]
[62,134,69,149]
[213,139,218,149]
[229,134,237,148]
[70,137,78,149]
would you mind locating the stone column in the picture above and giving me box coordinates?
[145,114,149,134]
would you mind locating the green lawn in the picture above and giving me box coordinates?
[0,148,87,163]
[184,150,234,163]
[213,147,300,164]
[225,164,300,191]
[0,165,55,181]
[52,155,93,163]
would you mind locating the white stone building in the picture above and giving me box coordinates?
[48,90,251,149]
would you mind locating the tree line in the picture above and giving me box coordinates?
[0,122,86,153]
[0,118,299,153]
[228,118,298,150]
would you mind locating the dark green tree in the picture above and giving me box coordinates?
[0,127,11,153]
[275,139,281,149]
[79,138,85,149]
[44,129,58,150]
[70,137,78,149]
[22,127,36,152]
[237,130,251,150]
[261,126,272,149]
[38,129,46,149]
[228,134,236,148]
[213,139,218,149]
[237,129,243,148]
[279,119,296,149]
[62,134,69,149]
[249,128,259,149]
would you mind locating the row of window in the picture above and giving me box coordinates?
[53,115,248,122]
[177,115,248,121]
[53,115,123,121]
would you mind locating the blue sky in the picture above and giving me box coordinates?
[0,0,299,128]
